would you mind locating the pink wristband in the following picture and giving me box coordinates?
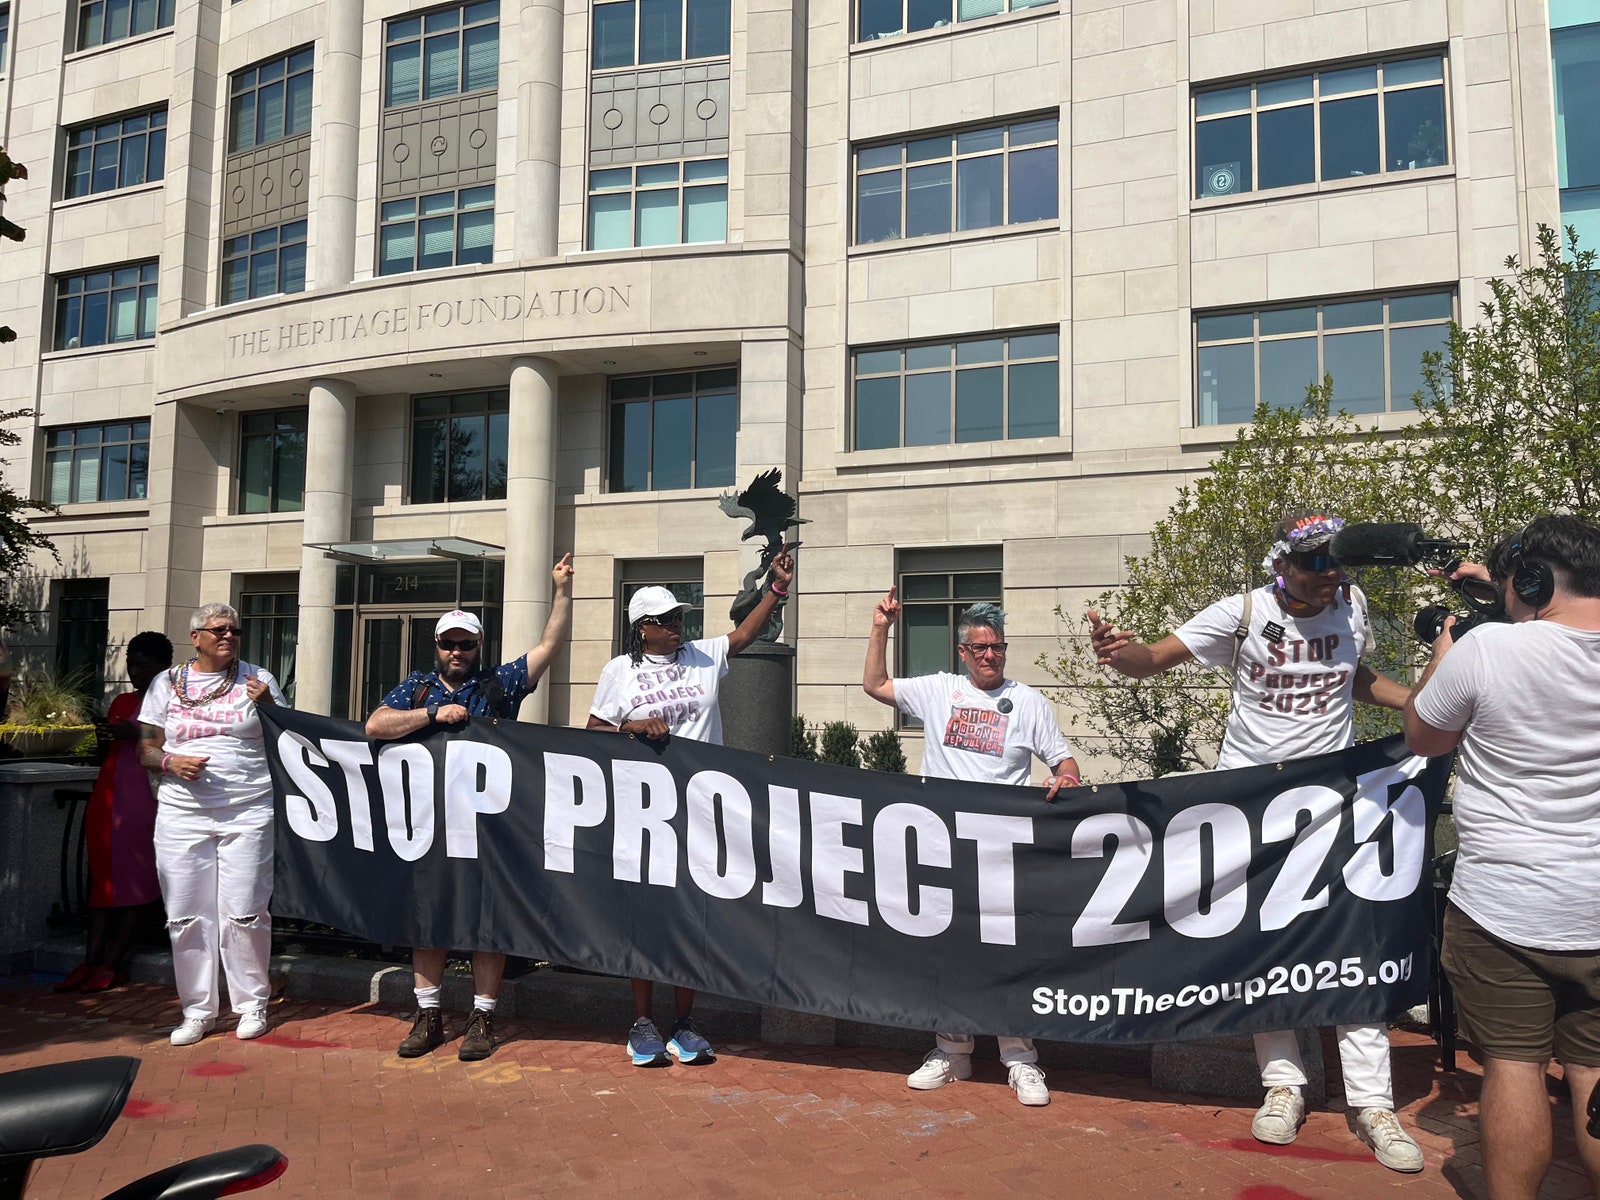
[770,583,789,597]
[160,753,173,774]
[1056,774,1079,787]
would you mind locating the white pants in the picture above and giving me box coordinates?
[935,1032,1038,1066]
[1254,1023,1393,1110]
[154,801,274,1021]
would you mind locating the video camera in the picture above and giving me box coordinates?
[1327,522,1508,646]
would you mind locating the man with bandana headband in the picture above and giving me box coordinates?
[1087,512,1423,1173]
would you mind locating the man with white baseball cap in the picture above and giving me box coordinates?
[365,553,576,1062]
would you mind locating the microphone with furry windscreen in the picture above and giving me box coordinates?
[1329,522,1469,567]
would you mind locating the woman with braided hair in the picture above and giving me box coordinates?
[587,549,795,1067]
[138,602,286,1046]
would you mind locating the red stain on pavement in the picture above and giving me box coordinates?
[1239,1187,1320,1200]
[188,1061,247,1077]
[120,1098,171,1118]
[254,1033,348,1050]
[1205,1137,1369,1163]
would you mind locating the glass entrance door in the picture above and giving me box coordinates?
[357,614,439,716]
[334,558,504,720]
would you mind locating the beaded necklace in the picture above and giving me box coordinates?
[173,657,240,709]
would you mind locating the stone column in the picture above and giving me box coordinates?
[515,0,564,258]
[505,357,559,721]
[295,379,356,715]
[314,1,363,288]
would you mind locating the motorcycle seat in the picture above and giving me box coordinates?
[0,1056,139,1163]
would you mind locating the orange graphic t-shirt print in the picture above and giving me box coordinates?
[942,706,1009,758]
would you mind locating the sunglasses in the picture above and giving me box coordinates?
[640,613,684,627]
[437,638,479,652]
[199,626,243,638]
[960,642,1008,657]
[1287,551,1339,572]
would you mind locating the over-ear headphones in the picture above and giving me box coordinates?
[1509,525,1555,610]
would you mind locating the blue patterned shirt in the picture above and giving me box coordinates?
[378,655,533,718]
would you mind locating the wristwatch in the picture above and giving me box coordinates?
[426,703,440,725]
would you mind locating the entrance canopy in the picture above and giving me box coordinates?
[306,537,504,564]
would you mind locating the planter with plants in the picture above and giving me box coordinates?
[0,668,96,757]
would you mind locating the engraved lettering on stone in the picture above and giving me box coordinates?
[225,286,634,359]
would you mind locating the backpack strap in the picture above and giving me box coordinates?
[409,675,433,709]
[1229,589,1254,678]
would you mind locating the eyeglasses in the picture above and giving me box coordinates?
[960,642,1008,657]
[199,626,242,638]
[437,638,479,652]
[640,613,684,627]
[1287,551,1339,572]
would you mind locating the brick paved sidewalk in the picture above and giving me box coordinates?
[2,974,1593,1199]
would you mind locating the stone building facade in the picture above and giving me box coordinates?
[0,0,1592,773]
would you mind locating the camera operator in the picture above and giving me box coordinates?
[1405,515,1600,1200]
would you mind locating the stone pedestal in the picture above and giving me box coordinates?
[719,642,795,757]
[1149,1030,1326,1104]
[0,762,98,965]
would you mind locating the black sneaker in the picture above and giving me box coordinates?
[398,1007,448,1058]
[459,1009,497,1062]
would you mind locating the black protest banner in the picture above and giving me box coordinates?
[261,706,1450,1045]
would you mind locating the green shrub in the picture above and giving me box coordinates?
[861,728,907,773]
[819,721,860,768]
[790,715,818,760]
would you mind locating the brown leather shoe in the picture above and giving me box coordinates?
[397,1008,448,1057]
[458,1010,496,1061]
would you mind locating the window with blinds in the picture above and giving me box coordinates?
[385,1,500,108]
[45,422,150,505]
[53,262,158,350]
[379,186,495,275]
[228,47,314,153]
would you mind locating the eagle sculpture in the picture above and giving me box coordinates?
[719,469,807,640]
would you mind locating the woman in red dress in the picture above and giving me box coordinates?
[56,632,173,993]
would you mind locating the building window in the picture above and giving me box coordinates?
[1194,55,1448,200]
[54,262,158,350]
[0,6,12,73]
[77,0,174,50]
[1552,20,1600,253]
[608,368,736,493]
[57,579,110,699]
[45,421,150,505]
[411,391,508,503]
[895,546,1002,727]
[618,560,706,649]
[221,220,306,303]
[857,0,1051,42]
[241,586,299,706]
[587,159,727,250]
[1195,290,1453,425]
[855,117,1057,244]
[852,330,1058,450]
[238,409,307,513]
[228,47,314,153]
[64,109,167,199]
[385,1,499,107]
[379,186,494,274]
[591,0,730,70]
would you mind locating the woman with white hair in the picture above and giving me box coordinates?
[138,602,286,1046]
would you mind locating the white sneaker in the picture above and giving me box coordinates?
[170,1017,215,1047]
[236,1010,269,1041]
[1007,1062,1050,1106]
[1251,1086,1306,1144]
[1357,1107,1424,1173]
[907,1047,972,1090]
